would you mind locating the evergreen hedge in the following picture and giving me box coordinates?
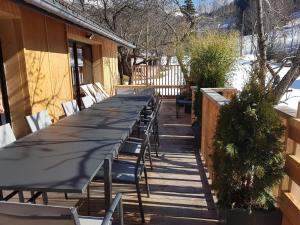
[213,78,285,210]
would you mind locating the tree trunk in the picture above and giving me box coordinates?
[166,55,171,66]
[176,54,190,83]
[118,46,133,85]
[273,48,300,103]
[256,0,267,86]
[240,11,245,56]
[118,48,124,85]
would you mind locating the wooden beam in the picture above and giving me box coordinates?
[288,118,300,144]
[280,192,300,225]
[285,155,300,187]
[114,85,184,89]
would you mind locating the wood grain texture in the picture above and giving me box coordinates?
[280,193,300,225]
[21,8,73,123]
[0,18,30,138]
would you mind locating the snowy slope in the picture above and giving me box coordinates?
[229,12,300,110]
[229,54,300,109]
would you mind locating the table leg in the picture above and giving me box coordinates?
[18,191,24,203]
[104,158,112,212]
[42,192,48,205]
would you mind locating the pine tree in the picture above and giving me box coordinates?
[183,0,196,16]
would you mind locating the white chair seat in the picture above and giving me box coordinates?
[79,216,108,225]
[25,110,52,133]
[62,100,79,116]
[82,96,94,109]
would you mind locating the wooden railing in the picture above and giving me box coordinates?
[114,84,184,97]
[198,88,300,225]
[131,65,185,96]
[275,105,300,225]
[198,88,237,180]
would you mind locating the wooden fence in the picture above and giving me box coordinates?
[132,65,185,96]
[198,88,237,179]
[198,88,300,225]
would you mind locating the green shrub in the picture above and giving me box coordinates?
[190,31,238,87]
[213,78,285,210]
[191,31,238,126]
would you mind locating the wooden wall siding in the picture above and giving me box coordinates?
[92,44,104,84]
[0,18,30,137]
[21,8,73,123]
[280,113,300,225]
[98,37,118,95]
[0,1,119,136]
[200,89,300,225]
[0,0,20,18]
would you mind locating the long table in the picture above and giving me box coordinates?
[0,94,151,209]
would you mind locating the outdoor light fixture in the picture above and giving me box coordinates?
[87,33,95,39]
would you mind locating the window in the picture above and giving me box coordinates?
[0,42,11,125]
[69,43,93,86]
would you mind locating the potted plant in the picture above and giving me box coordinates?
[213,78,284,225]
[190,31,237,147]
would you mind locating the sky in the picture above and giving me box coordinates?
[191,0,234,7]
[176,0,235,13]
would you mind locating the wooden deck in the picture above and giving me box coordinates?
[8,99,219,225]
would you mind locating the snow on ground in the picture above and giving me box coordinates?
[228,54,255,91]
[229,11,300,110]
[132,66,185,96]
[229,54,300,110]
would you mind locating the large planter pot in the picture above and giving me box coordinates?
[225,208,282,225]
[184,101,192,113]
[176,94,186,107]
[192,122,201,149]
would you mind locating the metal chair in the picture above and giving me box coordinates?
[0,192,124,225]
[0,123,16,148]
[120,111,155,170]
[0,124,24,202]
[25,111,53,203]
[25,110,52,133]
[80,84,97,103]
[94,82,110,98]
[140,99,162,157]
[62,100,79,117]
[86,84,107,103]
[82,96,94,109]
[94,120,153,223]
[115,87,135,95]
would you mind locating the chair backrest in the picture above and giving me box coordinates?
[81,96,94,109]
[95,92,108,103]
[136,115,155,172]
[0,123,16,148]
[94,82,110,98]
[0,193,123,225]
[80,84,96,103]
[62,100,80,117]
[115,87,135,95]
[86,84,98,97]
[0,201,79,225]
[87,84,107,103]
[25,110,52,133]
[154,98,162,119]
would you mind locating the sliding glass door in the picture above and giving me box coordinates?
[0,42,11,125]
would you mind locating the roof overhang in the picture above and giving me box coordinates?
[19,0,135,48]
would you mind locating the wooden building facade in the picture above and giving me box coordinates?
[0,0,134,137]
